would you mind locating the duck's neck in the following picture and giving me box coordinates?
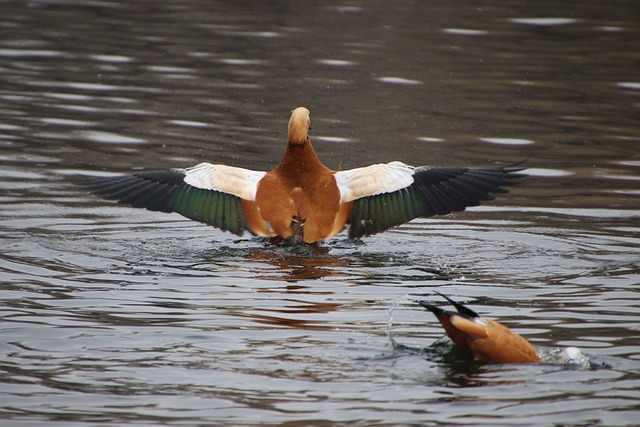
[276,139,327,179]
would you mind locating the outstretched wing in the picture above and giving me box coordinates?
[336,164,525,239]
[82,163,266,236]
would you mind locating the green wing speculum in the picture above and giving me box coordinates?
[83,170,251,236]
[347,166,525,239]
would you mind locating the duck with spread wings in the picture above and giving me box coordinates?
[84,107,524,243]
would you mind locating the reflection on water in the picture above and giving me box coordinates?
[1,0,640,425]
[221,244,349,283]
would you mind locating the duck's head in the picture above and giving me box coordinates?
[288,107,311,145]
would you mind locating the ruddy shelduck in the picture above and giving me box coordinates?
[419,293,540,364]
[85,107,524,243]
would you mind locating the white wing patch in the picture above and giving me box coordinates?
[182,163,266,201]
[334,161,415,203]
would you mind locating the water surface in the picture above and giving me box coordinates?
[1,1,639,425]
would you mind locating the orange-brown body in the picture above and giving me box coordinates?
[421,295,540,364]
[85,107,525,244]
[242,131,352,243]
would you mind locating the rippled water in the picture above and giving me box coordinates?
[1,1,639,425]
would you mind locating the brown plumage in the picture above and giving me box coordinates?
[83,107,525,243]
[419,293,540,364]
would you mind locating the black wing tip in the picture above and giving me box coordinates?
[79,171,252,236]
[75,172,116,187]
[495,158,529,180]
[345,162,527,239]
[417,292,480,319]
[418,301,448,316]
[501,167,528,182]
[432,291,479,318]
[77,174,130,197]
[78,170,187,194]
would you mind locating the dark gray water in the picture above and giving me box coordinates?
[1,1,639,425]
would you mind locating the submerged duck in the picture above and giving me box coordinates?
[419,293,541,364]
[85,107,524,243]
